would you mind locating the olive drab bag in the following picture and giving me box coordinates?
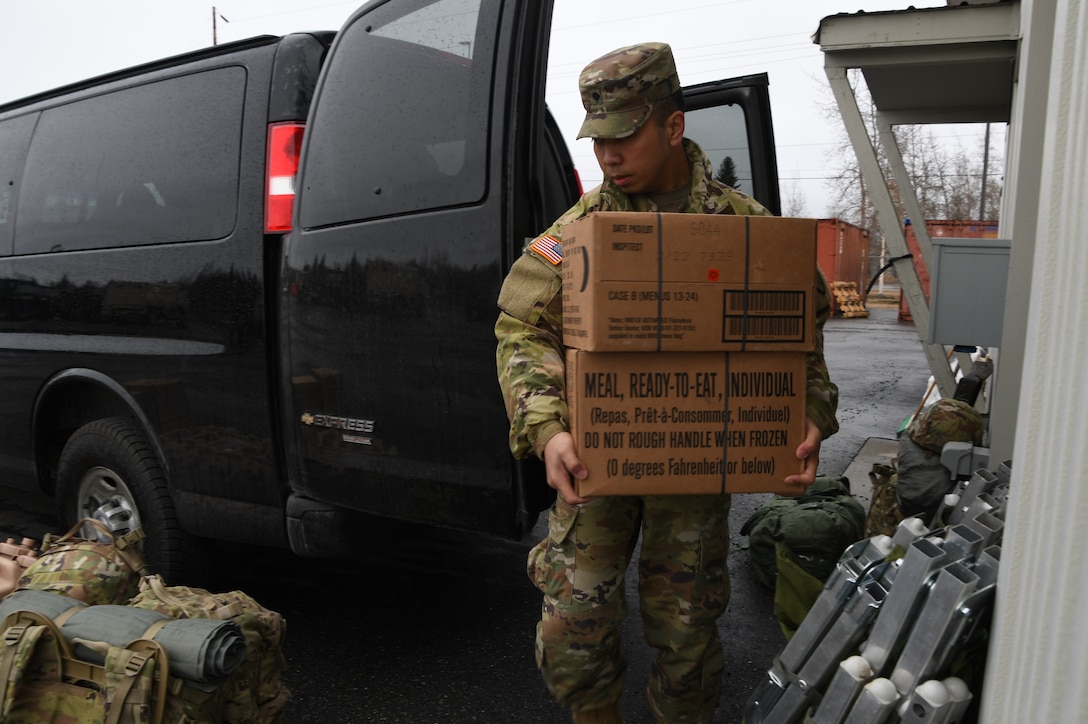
[127,574,291,724]
[0,609,168,724]
[741,476,867,590]
[16,519,147,605]
[771,546,827,640]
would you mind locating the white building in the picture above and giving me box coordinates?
[816,0,1086,719]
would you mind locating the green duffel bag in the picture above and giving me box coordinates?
[740,476,867,591]
[772,545,827,640]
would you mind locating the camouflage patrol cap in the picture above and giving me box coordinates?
[909,398,984,454]
[576,42,681,140]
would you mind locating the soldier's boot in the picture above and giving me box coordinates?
[570,702,624,723]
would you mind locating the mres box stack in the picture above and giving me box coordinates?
[566,350,806,496]
[561,212,817,352]
[561,211,818,496]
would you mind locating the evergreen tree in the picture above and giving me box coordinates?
[715,156,740,189]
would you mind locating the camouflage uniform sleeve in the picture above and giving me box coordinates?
[807,267,840,440]
[495,252,568,459]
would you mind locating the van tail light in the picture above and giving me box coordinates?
[265,122,305,233]
[573,166,585,196]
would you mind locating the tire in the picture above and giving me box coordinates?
[56,416,189,584]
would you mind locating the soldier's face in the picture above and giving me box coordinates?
[592,110,685,195]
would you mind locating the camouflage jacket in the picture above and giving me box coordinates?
[495,139,839,459]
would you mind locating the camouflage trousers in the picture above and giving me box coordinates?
[527,494,732,723]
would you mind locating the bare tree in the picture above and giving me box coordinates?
[821,71,1003,231]
[782,183,809,217]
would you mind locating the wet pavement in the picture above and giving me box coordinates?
[0,304,931,723]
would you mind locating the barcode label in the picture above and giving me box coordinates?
[724,290,805,314]
[722,290,807,342]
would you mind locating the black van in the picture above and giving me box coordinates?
[0,0,780,582]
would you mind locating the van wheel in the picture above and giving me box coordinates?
[56,417,189,584]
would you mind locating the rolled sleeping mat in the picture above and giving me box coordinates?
[0,589,246,687]
[0,588,87,621]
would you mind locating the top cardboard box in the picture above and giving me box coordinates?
[561,212,818,352]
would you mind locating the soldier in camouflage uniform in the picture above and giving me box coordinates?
[494,43,839,724]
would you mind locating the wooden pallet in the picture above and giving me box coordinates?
[830,281,870,318]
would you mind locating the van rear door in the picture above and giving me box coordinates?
[281,0,560,541]
[682,73,782,217]
[280,0,782,544]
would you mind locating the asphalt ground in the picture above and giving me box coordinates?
[0,301,931,723]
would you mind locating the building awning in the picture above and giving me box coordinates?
[815,1,1019,125]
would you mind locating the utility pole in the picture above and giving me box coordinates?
[978,123,991,220]
[213,6,230,46]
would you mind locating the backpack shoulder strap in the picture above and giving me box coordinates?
[0,613,66,716]
[0,623,45,713]
[102,638,167,724]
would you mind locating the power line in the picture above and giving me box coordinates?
[780,172,1005,182]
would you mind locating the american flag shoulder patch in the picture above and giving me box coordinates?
[530,235,563,265]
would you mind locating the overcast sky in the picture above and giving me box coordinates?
[1,0,997,216]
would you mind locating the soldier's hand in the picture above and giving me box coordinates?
[784,419,822,490]
[543,432,589,505]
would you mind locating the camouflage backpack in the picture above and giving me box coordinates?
[741,476,867,590]
[909,398,984,453]
[17,519,147,605]
[128,574,291,724]
[864,462,905,538]
[0,609,167,724]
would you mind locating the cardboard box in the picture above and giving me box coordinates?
[567,349,807,496]
[561,212,818,352]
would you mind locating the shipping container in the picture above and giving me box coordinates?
[816,218,870,314]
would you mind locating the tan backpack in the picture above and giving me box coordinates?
[128,574,291,723]
[0,609,168,724]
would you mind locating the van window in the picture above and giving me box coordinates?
[14,67,245,255]
[0,113,37,255]
[299,0,493,229]
[684,103,756,197]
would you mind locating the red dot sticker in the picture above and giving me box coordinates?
[708,269,720,282]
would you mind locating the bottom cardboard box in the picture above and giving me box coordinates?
[567,349,807,496]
